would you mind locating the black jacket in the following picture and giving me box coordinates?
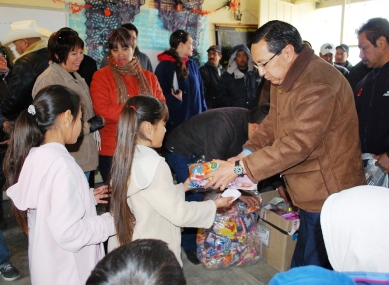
[354,62,389,154]
[217,70,261,109]
[164,107,249,161]
[199,62,224,108]
[348,60,372,91]
[0,48,49,120]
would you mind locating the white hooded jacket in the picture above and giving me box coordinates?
[321,185,389,273]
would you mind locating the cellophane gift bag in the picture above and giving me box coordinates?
[196,192,261,269]
[362,153,389,187]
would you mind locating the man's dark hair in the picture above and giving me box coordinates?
[121,23,138,36]
[248,103,270,124]
[251,20,303,54]
[357,17,389,47]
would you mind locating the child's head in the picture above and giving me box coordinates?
[110,95,168,246]
[86,239,186,285]
[247,103,270,139]
[29,85,81,138]
[5,85,80,181]
[117,95,168,149]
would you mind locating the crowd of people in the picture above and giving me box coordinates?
[0,14,387,285]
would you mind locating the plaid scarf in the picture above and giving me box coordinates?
[108,56,152,104]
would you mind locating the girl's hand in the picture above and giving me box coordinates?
[183,178,191,191]
[171,88,183,101]
[94,185,111,204]
[214,195,234,208]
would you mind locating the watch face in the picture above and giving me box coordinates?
[234,165,244,176]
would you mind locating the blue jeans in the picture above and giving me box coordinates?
[0,230,10,268]
[164,151,205,250]
[291,210,332,269]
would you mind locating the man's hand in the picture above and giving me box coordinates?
[204,159,237,190]
[238,194,261,207]
[374,153,389,174]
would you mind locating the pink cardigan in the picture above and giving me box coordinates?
[7,143,115,285]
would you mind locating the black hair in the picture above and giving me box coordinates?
[357,17,389,47]
[251,20,303,54]
[162,29,190,79]
[48,27,84,64]
[86,239,186,285]
[121,23,138,36]
[109,95,168,246]
[108,27,135,51]
[248,103,270,124]
[4,85,81,234]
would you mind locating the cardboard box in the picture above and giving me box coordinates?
[259,190,299,235]
[258,219,298,272]
[257,190,299,272]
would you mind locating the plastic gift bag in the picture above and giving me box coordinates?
[362,153,389,187]
[188,162,257,190]
[196,192,261,269]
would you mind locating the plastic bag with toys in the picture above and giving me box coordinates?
[196,192,261,269]
[188,162,257,190]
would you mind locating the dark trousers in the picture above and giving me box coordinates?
[98,155,113,184]
[164,151,205,251]
[291,209,332,269]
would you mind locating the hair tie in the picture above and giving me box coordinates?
[130,105,136,111]
[28,105,36,115]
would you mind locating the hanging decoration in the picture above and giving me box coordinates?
[52,0,92,14]
[174,0,242,20]
[154,0,203,65]
[83,0,145,67]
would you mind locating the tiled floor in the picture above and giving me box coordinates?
[0,199,278,285]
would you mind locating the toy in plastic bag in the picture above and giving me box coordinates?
[362,153,389,187]
[196,192,261,269]
[188,162,257,190]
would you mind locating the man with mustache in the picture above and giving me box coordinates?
[199,45,224,108]
[354,18,389,180]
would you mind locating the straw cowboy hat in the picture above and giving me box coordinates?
[2,20,52,46]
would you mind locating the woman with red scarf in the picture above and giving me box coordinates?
[90,27,165,183]
[155,30,207,136]
[155,29,207,265]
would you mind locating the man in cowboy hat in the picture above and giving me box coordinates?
[0,20,51,120]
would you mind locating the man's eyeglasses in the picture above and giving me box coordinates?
[0,53,7,59]
[57,30,78,44]
[253,49,282,69]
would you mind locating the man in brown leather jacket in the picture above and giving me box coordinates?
[205,20,366,269]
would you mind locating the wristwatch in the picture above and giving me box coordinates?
[234,160,244,177]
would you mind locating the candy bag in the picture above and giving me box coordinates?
[196,192,261,269]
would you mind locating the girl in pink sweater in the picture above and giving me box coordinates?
[5,85,115,285]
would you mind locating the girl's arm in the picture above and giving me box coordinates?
[47,169,115,252]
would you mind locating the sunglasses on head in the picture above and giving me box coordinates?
[57,30,78,44]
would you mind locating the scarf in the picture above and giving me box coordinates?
[157,53,188,66]
[108,56,152,104]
